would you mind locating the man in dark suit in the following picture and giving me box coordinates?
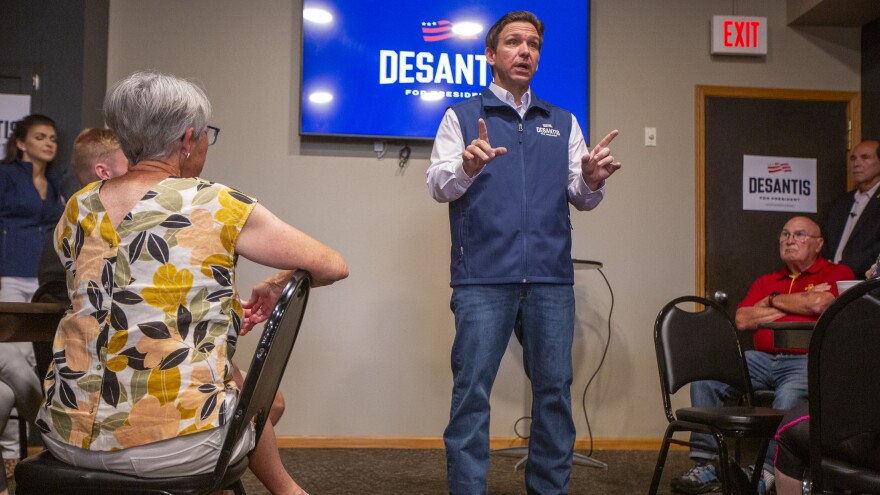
[821,139,880,278]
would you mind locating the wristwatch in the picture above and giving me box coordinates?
[768,292,780,307]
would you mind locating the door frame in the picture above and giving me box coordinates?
[694,85,861,297]
[0,66,39,111]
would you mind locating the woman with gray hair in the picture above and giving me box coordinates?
[36,70,347,495]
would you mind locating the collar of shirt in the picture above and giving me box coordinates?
[489,82,531,118]
[855,181,880,206]
[774,256,830,282]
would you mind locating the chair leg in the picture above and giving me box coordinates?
[18,416,27,459]
[648,425,676,495]
[750,437,773,495]
[734,434,742,466]
[712,432,735,495]
[226,479,247,495]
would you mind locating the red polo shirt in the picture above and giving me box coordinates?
[738,257,854,353]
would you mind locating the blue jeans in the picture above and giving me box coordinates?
[689,351,808,467]
[445,284,575,495]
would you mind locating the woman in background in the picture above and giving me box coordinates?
[38,71,347,495]
[0,114,64,489]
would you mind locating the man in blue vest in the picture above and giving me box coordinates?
[427,10,621,494]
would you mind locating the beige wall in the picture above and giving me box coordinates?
[106,0,860,440]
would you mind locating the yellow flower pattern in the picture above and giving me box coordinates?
[37,177,256,451]
[141,264,194,313]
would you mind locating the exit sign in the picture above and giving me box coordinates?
[712,15,767,56]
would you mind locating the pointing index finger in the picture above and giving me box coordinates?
[594,129,619,149]
[478,118,489,142]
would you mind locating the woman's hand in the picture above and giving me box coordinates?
[240,272,290,335]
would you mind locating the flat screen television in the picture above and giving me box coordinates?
[300,1,590,140]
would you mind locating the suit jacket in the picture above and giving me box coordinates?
[34,229,69,304]
[821,189,880,278]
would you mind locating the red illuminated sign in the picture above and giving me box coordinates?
[712,15,767,56]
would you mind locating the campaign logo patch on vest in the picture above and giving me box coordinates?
[536,123,561,137]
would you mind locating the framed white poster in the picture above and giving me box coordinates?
[0,94,32,159]
[742,154,817,213]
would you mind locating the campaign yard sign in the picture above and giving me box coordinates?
[742,154,817,213]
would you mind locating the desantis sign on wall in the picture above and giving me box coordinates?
[742,155,816,213]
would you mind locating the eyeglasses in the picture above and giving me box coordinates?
[778,230,820,242]
[206,125,220,146]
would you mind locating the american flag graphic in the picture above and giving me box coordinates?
[422,20,455,42]
[767,162,792,173]
[422,20,478,42]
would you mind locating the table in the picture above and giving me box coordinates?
[0,302,64,343]
[757,320,816,351]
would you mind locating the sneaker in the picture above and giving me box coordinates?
[744,464,775,495]
[671,463,721,494]
[763,468,775,494]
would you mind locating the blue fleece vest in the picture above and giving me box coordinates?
[448,88,575,286]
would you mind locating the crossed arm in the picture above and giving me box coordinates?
[734,283,835,330]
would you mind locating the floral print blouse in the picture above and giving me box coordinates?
[37,177,257,451]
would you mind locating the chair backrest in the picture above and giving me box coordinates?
[654,296,754,420]
[808,278,880,489]
[211,270,311,488]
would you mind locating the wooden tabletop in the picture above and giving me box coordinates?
[0,302,65,343]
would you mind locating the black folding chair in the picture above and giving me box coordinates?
[804,278,880,494]
[15,270,311,495]
[648,296,785,495]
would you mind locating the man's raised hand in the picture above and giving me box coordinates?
[462,118,507,177]
[581,129,621,190]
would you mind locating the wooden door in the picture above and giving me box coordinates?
[696,86,860,312]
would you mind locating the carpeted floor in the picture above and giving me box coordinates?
[235,448,692,494]
[7,448,692,494]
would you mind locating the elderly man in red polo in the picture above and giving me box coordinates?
[672,216,854,495]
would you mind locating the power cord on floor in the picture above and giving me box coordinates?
[510,267,615,456]
[582,267,613,456]
[513,416,531,440]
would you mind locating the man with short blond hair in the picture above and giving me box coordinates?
[70,128,129,186]
[36,128,128,301]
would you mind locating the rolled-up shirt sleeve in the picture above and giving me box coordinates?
[427,109,483,203]
[567,116,605,211]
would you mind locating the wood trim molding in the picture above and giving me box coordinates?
[694,85,860,298]
[275,436,686,451]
